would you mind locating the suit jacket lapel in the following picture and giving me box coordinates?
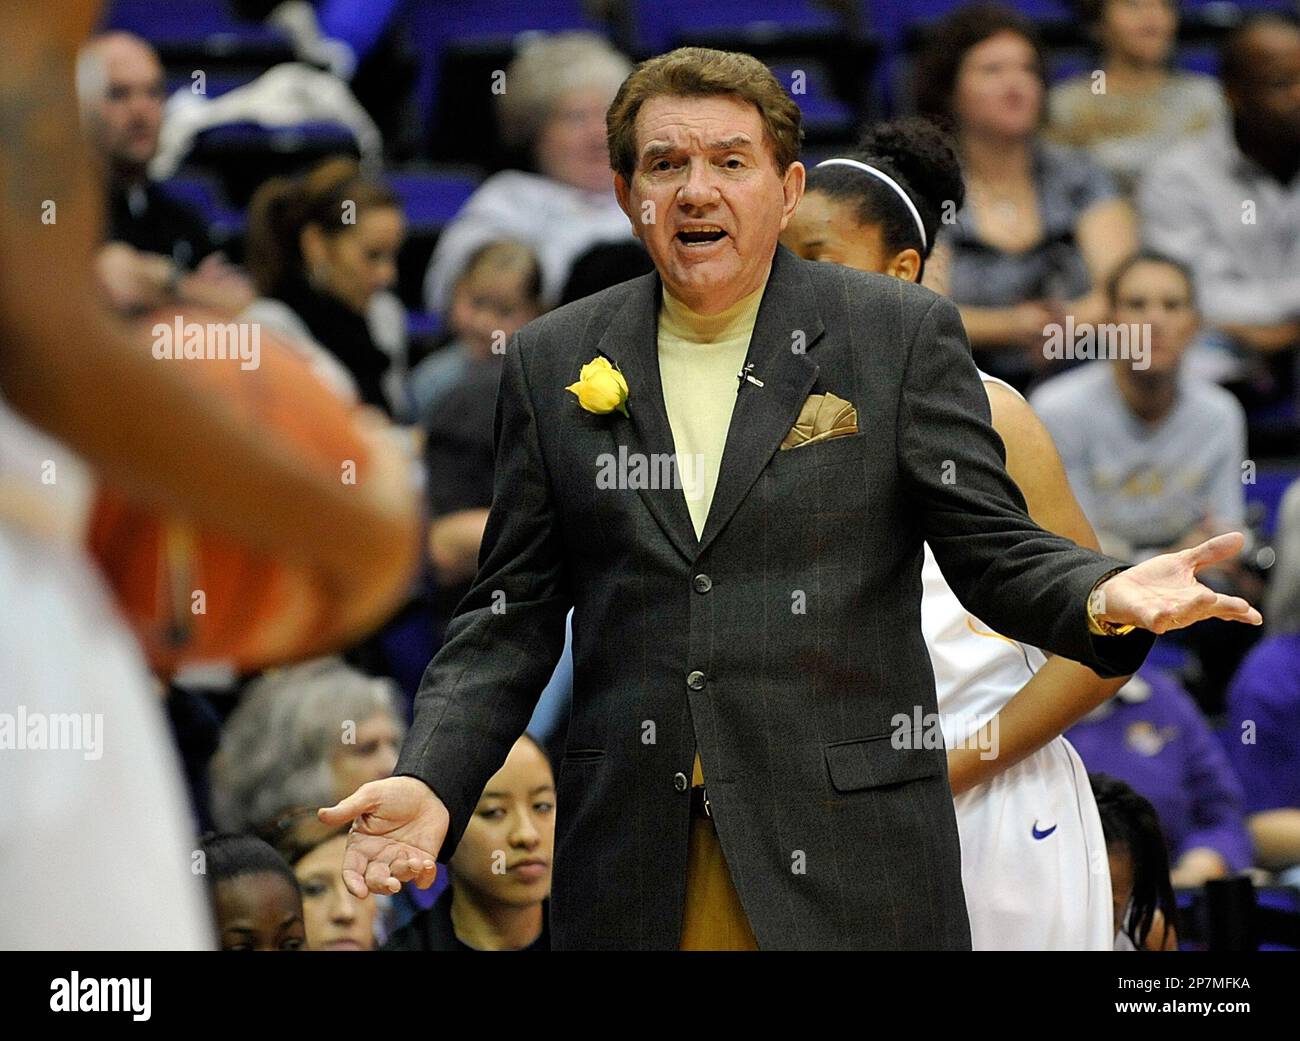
[591,246,826,564]
[697,245,824,555]
[594,272,701,563]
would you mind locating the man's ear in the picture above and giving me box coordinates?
[613,172,641,240]
[887,248,922,284]
[777,161,806,232]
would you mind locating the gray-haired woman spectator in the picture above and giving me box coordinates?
[422,32,635,314]
[210,658,405,840]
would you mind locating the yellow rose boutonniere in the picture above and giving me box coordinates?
[566,355,629,417]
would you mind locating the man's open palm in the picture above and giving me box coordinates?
[319,776,449,899]
[1095,532,1263,634]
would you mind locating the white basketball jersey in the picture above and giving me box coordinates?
[919,372,1112,950]
[0,397,214,949]
[922,372,1047,744]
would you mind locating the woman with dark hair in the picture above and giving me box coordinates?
[1048,0,1226,196]
[1090,773,1180,950]
[383,734,553,951]
[244,156,408,415]
[783,117,1130,950]
[912,2,1139,390]
[201,833,306,951]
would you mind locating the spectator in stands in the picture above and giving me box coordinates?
[210,658,405,843]
[914,2,1139,390]
[421,32,635,315]
[77,32,255,315]
[283,829,379,951]
[383,735,552,951]
[1068,670,1253,887]
[201,833,306,951]
[1032,252,1258,710]
[245,157,409,415]
[1048,0,1226,196]
[408,240,543,428]
[1030,251,1247,561]
[1091,773,1179,950]
[1265,477,1300,638]
[1136,15,1300,369]
[1222,477,1300,886]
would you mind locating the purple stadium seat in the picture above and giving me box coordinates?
[157,172,246,243]
[769,64,854,135]
[633,0,842,54]
[102,0,291,51]
[386,171,481,231]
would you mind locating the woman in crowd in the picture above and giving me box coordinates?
[1068,669,1253,887]
[408,239,543,429]
[422,32,635,314]
[1048,0,1226,196]
[201,833,306,952]
[210,658,405,840]
[384,734,553,951]
[284,829,380,951]
[245,156,409,416]
[1090,773,1180,950]
[781,116,1127,950]
[913,2,1138,390]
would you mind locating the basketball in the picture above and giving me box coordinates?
[87,307,372,675]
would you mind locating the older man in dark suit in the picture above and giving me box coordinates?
[322,48,1260,950]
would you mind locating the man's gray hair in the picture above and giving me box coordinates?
[210,657,405,832]
[497,31,632,151]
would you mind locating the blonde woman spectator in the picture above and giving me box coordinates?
[1048,0,1226,196]
[422,32,634,313]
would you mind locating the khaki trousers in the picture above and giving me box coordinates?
[677,753,759,951]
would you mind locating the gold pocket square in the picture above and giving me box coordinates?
[780,391,859,450]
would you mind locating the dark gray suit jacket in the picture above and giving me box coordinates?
[397,244,1153,950]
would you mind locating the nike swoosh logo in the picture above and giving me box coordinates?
[1032,821,1057,840]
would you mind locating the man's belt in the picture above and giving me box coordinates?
[690,785,712,821]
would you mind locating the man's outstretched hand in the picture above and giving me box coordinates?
[1094,532,1263,635]
[318,776,450,899]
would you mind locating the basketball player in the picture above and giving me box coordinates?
[0,1,421,947]
[781,118,1125,950]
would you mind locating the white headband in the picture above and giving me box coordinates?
[814,158,928,251]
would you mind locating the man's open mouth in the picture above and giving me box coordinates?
[675,226,728,246]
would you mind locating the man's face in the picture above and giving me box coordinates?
[85,37,165,174]
[614,93,804,314]
[1230,26,1300,147]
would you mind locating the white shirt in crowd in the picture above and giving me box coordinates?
[422,170,635,313]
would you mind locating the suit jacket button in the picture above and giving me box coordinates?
[693,573,712,593]
[673,771,689,792]
[686,670,706,690]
